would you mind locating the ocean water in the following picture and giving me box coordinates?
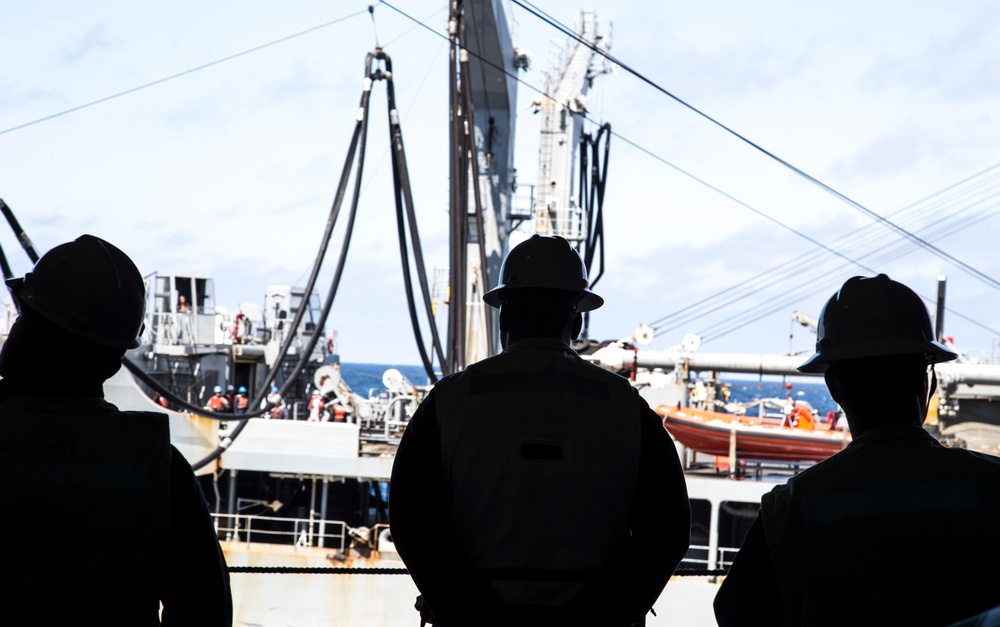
[339,363,836,414]
[339,362,432,396]
[727,377,836,415]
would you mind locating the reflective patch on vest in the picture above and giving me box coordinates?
[507,436,575,468]
[800,482,992,527]
[470,372,609,401]
[0,462,150,491]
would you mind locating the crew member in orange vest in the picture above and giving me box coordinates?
[307,390,326,421]
[206,386,230,412]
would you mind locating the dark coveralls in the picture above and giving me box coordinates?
[390,338,690,627]
[0,382,233,626]
[715,424,1000,627]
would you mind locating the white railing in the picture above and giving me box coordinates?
[214,513,349,550]
[681,544,740,571]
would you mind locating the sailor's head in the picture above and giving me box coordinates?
[7,234,146,350]
[213,385,223,395]
[484,236,602,346]
[798,274,956,374]
[799,274,958,430]
[484,235,602,312]
[1,235,145,383]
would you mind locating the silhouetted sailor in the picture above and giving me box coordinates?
[0,235,232,625]
[390,235,690,627]
[715,274,1000,627]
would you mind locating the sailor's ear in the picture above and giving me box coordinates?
[498,305,510,333]
[571,313,583,339]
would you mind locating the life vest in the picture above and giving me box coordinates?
[307,396,325,421]
[207,395,229,412]
[332,403,347,422]
[433,337,643,608]
[762,424,1000,625]
[0,396,171,621]
[790,404,814,430]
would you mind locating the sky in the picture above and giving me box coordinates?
[3,0,1000,365]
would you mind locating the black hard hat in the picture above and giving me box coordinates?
[483,235,603,312]
[6,235,146,349]
[798,274,957,373]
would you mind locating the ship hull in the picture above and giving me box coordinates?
[223,542,419,626]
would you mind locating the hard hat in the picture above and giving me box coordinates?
[312,390,321,396]
[798,274,958,373]
[270,385,279,394]
[213,385,222,393]
[6,235,146,349]
[227,384,235,392]
[238,386,247,394]
[483,235,603,311]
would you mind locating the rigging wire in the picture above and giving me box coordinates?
[648,165,1000,335]
[8,3,993,352]
[508,0,1000,293]
[692,174,1000,332]
[369,4,382,48]
[0,8,370,138]
[374,1,920,288]
[16,0,985,326]
[682,197,1000,343]
[378,0,1000,345]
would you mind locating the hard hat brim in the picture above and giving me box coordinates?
[797,339,959,373]
[483,285,603,312]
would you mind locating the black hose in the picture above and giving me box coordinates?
[381,49,447,382]
[0,198,39,263]
[580,123,610,289]
[189,54,377,471]
[0,239,14,281]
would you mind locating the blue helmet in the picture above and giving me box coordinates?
[238,386,247,394]
[270,385,279,394]
[213,385,222,394]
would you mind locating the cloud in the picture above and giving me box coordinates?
[62,23,113,64]
[832,131,923,180]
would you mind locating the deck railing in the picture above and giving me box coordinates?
[213,512,351,551]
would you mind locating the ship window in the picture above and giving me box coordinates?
[680,498,711,569]
[154,276,171,315]
[175,277,193,313]
[718,501,759,569]
[196,278,215,314]
[468,215,479,244]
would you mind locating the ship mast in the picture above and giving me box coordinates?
[446,0,521,372]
